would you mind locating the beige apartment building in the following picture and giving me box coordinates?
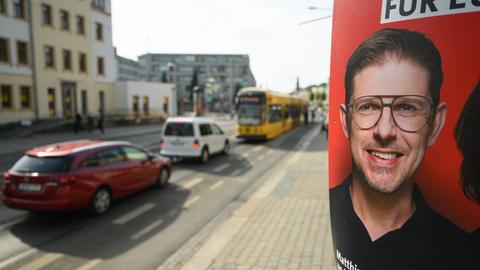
[0,0,35,123]
[0,0,115,124]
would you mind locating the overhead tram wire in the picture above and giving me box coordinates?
[298,14,332,26]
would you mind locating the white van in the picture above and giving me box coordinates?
[160,117,230,163]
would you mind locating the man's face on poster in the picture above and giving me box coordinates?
[340,54,445,194]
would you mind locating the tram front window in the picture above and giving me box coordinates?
[238,104,264,125]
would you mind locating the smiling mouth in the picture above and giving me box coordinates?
[367,150,403,160]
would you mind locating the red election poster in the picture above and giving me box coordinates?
[328,0,479,269]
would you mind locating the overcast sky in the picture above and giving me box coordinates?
[112,0,333,93]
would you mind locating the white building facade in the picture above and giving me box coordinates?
[116,81,177,117]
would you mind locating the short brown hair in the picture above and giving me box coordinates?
[344,28,443,108]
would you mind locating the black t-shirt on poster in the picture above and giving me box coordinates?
[330,175,474,270]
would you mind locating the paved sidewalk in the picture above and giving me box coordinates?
[158,124,334,270]
[0,124,163,157]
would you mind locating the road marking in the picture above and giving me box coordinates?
[0,248,38,269]
[184,196,200,208]
[257,155,265,161]
[0,216,28,232]
[241,153,250,158]
[252,146,262,152]
[266,149,273,154]
[213,163,230,173]
[210,181,224,190]
[168,209,179,217]
[231,169,243,177]
[75,259,102,270]
[17,253,63,270]
[131,219,164,240]
[181,177,204,189]
[113,203,156,225]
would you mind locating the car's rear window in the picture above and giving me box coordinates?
[12,155,74,173]
[164,122,194,137]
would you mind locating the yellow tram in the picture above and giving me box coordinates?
[236,87,308,140]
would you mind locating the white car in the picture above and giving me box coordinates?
[160,117,230,163]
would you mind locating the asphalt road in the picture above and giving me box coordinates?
[0,121,318,270]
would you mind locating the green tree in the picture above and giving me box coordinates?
[233,82,243,103]
[161,71,168,83]
[310,91,315,102]
[188,69,199,109]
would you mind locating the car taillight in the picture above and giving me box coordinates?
[193,139,199,149]
[2,172,10,184]
[46,176,77,187]
[160,139,165,148]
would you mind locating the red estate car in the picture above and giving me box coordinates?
[2,140,172,215]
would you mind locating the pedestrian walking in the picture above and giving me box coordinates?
[97,112,104,134]
[74,113,83,133]
[303,109,308,126]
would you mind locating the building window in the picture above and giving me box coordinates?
[48,88,56,117]
[60,10,69,31]
[44,46,55,68]
[79,52,87,72]
[1,85,12,108]
[42,4,52,25]
[143,96,149,115]
[16,41,28,65]
[63,49,71,70]
[132,95,139,115]
[95,22,103,41]
[0,0,7,15]
[20,86,30,108]
[0,37,9,63]
[92,0,106,11]
[97,56,104,75]
[14,0,25,19]
[81,90,87,115]
[76,15,85,35]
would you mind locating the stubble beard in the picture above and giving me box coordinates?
[351,157,408,195]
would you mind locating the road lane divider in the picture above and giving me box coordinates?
[131,220,164,240]
[181,177,204,189]
[184,196,200,208]
[75,259,102,270]
[252,146,262,152]
[213,163,230,173]
[0,248,38,269]
[17,253,62,270]
[209,181,224,191]
[113,203,156,225]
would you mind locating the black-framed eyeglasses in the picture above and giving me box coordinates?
[347,95,433,133]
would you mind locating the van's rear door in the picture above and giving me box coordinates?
[161,122,196,155]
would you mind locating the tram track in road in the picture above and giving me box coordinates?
[0,123,319,270]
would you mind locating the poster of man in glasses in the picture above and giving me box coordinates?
[327,1,479,270]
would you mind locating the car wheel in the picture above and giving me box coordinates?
[89,187,111,215]
[156,167,170,188]
[200,148,209,163]
[223,141,230,155]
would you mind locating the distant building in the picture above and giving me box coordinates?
[138,54,256,113]
[116,54,143,81]
[116,81,177,117]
